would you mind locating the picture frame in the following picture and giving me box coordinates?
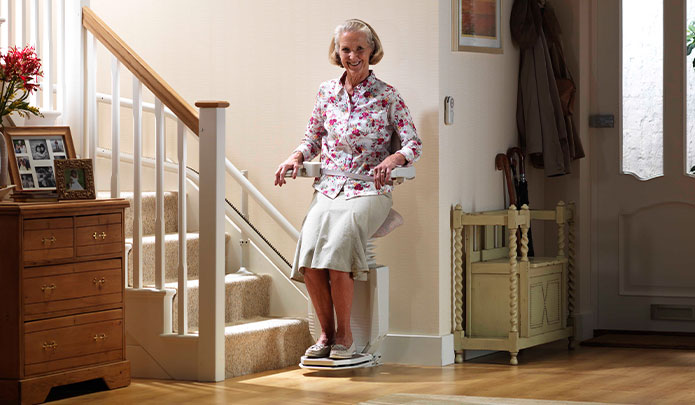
[55,159,96,200]
[452,0,503,53]
[2,126,76,193]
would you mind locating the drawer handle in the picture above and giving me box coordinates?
[93,333,107,342]
[41,235,56,246]
[42,341,57,350]
[92,231,107,240]
[40,284,56,292]
[92,277,107,287]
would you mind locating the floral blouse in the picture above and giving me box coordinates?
[293,71,422,199]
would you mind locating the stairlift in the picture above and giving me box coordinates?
[286,161,415,370]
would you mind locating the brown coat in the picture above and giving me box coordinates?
[511,0,584,177]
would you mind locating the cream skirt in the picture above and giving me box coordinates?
[291,191,392,283]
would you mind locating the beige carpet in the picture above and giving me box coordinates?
[361,394,624,405]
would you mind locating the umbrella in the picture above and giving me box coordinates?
[495,153,517,209]
[507,147,534,257]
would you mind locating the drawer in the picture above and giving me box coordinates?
[76,221,122,257]
[24,309,123,376]
[75,213,121,227]
[24,217,73,231]
[24,268,122,315]
[23,223,74,263]
[23,260,123,319]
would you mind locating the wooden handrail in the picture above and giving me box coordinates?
[82,7,199,135]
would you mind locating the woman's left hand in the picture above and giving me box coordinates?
[373,152,406,190]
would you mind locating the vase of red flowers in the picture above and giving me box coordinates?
[0,45,42,187]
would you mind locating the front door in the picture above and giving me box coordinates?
[594,0,695,331]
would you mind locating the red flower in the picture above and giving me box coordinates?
[0,45,43,120]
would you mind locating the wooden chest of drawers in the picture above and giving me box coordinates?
[0,199,130,404]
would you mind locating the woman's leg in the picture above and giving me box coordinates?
[304,268,335,345]
[329,270,354,347]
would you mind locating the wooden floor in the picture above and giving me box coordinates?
[48,341,695,405]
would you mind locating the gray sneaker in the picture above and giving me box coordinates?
[304,343,331,358]
[329,343,355,359]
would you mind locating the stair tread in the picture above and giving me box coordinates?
[185,316,307,335]
[164,273,268,288]
[125,232,200,243]
[225,316,307,334]
[97,191,179,197]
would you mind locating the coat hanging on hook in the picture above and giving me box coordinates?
[511,0,584,177]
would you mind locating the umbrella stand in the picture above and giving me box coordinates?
[508,147,534,257]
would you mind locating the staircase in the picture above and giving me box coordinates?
[100,191,312,378]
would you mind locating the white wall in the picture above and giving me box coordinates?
[438,0,534,337]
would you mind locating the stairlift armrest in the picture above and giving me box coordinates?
[285,161,416,182]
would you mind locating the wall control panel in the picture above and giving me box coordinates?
[444,96,454,125]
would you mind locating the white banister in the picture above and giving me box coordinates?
[177,119,188,335]
[94,91,301,241]
[96,92,177,119]
[196,101,228,382]
[41,0,52,109]
[226,159,300,240]
[132,77,143,289]
[110,56,120,198]
[155,98,165,290]
[239,169,249,272]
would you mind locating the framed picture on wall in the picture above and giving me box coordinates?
[3,126,76,193]
[452,0,503,53]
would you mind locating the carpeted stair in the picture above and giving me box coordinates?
[102,191,312,378]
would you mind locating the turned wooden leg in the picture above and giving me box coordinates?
[509,351,519,365]
[455,350,464,364]
[568,336,577,350]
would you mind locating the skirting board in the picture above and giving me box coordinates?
[574,311,594,342]
[382,333,454,366]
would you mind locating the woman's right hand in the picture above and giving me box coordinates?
[274,151,304,187]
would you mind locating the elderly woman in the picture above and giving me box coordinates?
[274,19,422,360]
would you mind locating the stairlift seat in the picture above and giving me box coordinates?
[293,162,414,370]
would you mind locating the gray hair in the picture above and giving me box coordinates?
[329,19,384,67]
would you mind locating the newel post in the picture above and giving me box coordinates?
[196,101,229,382]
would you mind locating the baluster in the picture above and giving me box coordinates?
[196,100,228,382]
[557,201,566,258]
[452,204,464,364]
[177,119,187,335]
[132,77,143,288]
[238,169,249,273]
[508,205,519,365]
[41,0,51,109]
[154,98,165,290]
[57,0,65,114]
[20,0,26,46]
[110,56,120,198]
[87,32,96,170]
[29,0,37,107]
[567,202,577,349]
[8,0,15,48]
